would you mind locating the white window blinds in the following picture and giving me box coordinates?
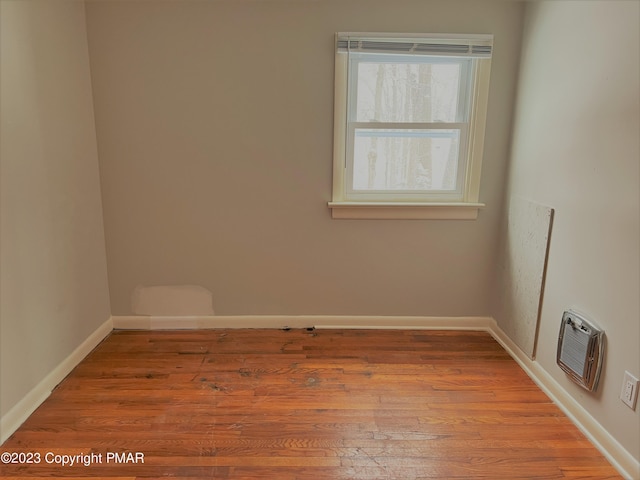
[336,33,493,58]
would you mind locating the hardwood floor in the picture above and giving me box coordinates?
[0,329,621,479]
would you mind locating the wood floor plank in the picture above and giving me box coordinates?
[0,329,621,478]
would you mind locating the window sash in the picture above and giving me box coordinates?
[345,126,469,201]
[347,53,473,125]
[344,51,474,201]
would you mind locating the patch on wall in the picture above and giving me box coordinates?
[132,285,214,316]
[496,196,554,359]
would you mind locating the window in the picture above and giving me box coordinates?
[329,33,493,219]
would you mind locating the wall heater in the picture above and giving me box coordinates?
[557,310,605,392]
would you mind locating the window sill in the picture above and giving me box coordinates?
[327,202,484,219]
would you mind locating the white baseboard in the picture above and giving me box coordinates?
[489,323,639,480]
[0,316,113,444]
[112,314,496,331]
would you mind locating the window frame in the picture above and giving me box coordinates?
[329,33,493,220]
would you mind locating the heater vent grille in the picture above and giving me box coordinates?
[557,310,604,392]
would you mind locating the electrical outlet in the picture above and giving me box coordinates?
[620,371,639,410]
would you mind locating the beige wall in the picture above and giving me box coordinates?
[85,0,525,316]
[496,0,639,464]
[0,0,111,417]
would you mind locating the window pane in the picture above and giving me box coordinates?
[356,60,463,123]
[352,129,460,192]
